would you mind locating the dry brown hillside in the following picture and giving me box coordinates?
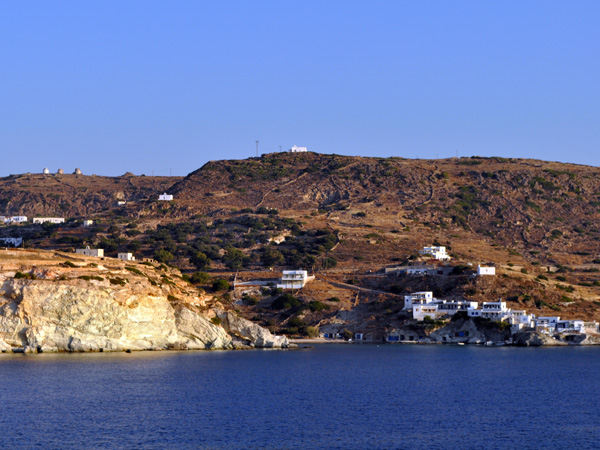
[2,152,600,331]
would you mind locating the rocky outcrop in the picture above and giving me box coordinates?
[218,311,290,348]
[0,278,287,353]
[513,331,567,346]
[430,317,512,344]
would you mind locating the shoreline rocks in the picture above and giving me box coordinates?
[0,279,289,354]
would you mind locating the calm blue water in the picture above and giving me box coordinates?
[1,344,599,449]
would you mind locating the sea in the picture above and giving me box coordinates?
[1,344,599,450]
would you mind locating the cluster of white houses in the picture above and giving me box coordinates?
[1,216,66,224]
[404,291,598,334]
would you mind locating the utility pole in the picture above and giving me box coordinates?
[256,140,259,157]
[279,145,282,152]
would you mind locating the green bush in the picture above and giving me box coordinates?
[154,249,174,264]
[211,317,222,325]
[212,279,230,291]
[63,261,77,268]
[14,271,35,280]
[190,272,210,284]
[109,277,127,286]
[271,293,302,310]
[125,266,144,276]
[308,301,329,312]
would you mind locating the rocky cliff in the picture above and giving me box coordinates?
[0,249,288,353]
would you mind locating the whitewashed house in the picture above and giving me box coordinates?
[412,299,478,321]
[535,316,561,332]
[82,220,94,227]
[75,246,104,257]
[289,145,307,153]
[477,265,496,276]
[277,270,314,289]
[412,303,441,321]
[419,246,450,261]
[33,217,65,224]
[43,168,50,174]
[0,237,23,247]
[556,320,586,333]
[403,291,434,310]
[117,252,135,261]
[468,300,511,321]
[158,193,173,201]
[437,300,478,316]
[5,216,28,223]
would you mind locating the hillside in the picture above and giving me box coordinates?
[0,172,179,217]
[2,152,600,337]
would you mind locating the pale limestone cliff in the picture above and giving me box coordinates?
[0,273,288,353]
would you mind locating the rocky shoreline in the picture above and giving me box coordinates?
[0,264,290,354]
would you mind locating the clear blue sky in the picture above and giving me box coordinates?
[1,1,599,176]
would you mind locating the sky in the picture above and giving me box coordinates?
[1,1,599,176]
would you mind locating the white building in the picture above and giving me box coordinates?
[4,216,28,223]
[406,266,435,275]
[477,265,496,276]
[289,145,307,153]
[535,316,561,332]
[419,246,450,261]
[75,246,104,257]
[82,220,94,227]
[277,270,313,289]
[118,252,135,261]
[412,304,440,321]
[0,237,23,247]
[468,300,511,321]
[412,299,478,321]
[43,168,50,174]
[438,300,478,316]
[556,320,585,333]
[158,193,173,201]
[33,217,65,224]
[403,291,434,310]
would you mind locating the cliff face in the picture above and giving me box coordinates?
[0,250,288,353]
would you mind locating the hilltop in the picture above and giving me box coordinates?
[1,152,600,339]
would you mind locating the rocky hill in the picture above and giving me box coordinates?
[0,248,288,352]
[0,172,179,217]
[2,152,600,340]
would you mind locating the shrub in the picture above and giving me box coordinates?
[109,277,127,286]
[341,329,353,340]
[190,251,211,270]
[154,249,174,264]
[63,261,77,268]
[328,297,341,302]
[324,257,338,269]
[271,293,302,310]
[288,316,306,328]
[308,301,329,312]
[125,266,144,276]
[14,271,35,280]
[304,326,319,338]
[212,279,230,291]
[211,317,222,326]
[190,272,210,284]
